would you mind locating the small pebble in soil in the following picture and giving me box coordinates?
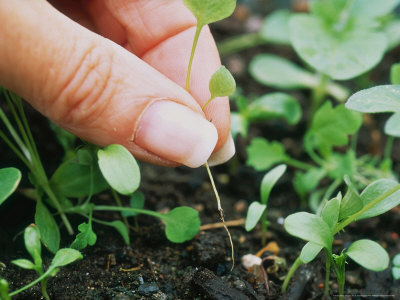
[138,282,159,296]
[242,254,262,268]
[233,279,246,291]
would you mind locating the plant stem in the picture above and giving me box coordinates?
[202,96,214,110]
[334,183,400,233]
[205,162,235,270]
[384,136,394,160]
[185,25,202,91]
[111,189,130,230]
[261,211,269,246]
[93,205,163,219]
[9,271,50,297]
[324,249,331,297]
[285,157,314,170]
[281,257,302,292]
[40,279,50,300]
[217,33,265,56]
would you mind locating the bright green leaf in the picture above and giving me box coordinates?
[249,54,317,89]
[326,151,357,180]
[300,242,323,263]
[209,66,236,99]
[293,168,326,199]
[259,10,291,44]
[247,93,302,125]
[393,267,400,280]
[246,138,287,171]
[122,191,145,217]
[339,176,363,220]
[384,19,400,50]
[290,15,387,80]
[183,0,236,28]
[76,149,93,166]
[351,0,400,18]
[0,278,10,300]
[0,167,21,205]
[306,102,362,151]
[284,212,333,249]
[245,201,266,231]
[260,164,286,204]
[11,259,36,270]
[108,220,130,245]
[98,144,140,195]
[49,248,83,270]
[162,207,201,243]
[70,222,97,250]
[35,201,60,254]
[347,239,389,271]
[321,197,340,231]
[358,179,400,220]
[230,112,249,139]
[384,112,400,137]
[24,224,42,268]
[393,254,400,266]
[390,63,400,85]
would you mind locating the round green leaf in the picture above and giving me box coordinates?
[347,239,389,271]
[260,10,291,44]
[260,164,286,204]
[209,66,236,98]
[245,201,266,231]
[49,248,83,270]
[300,242,323,263]
[98,144,140,195]
[183,0,236,27]
[247,93,302,125]
[284,212,333,249]
[162,207,201,243]
[249,54,317,89]
[0,167,21,205]
[384,112,400,137]
[393,267,400,280]
[246,138,287,171]
[290,15,387,80]
[393,254,400,266]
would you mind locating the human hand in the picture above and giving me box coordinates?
[0,0,234,168]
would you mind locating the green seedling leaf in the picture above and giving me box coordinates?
[98,144,140,195]
[247,93,302,125]
[284,212,333,249]
[35,202,60,254]
[393,254,400,280]
[309,189,325,213]
[300,242,323,263]
[24,224,42,267]
[0,167,21,205]
[50,155,108,197]
[11,259,36,270]
[49,248,83,270]
[347,239,389,271]
[321,197,340,231]
[310,0,347,25]
[260,164,286,204]
[350,0,400,18]
[209,66,236,99]
[358,179,400,220]
[326,151,357,181]
[108,220,130,245]
[230,112,249,139]
[49,122,76,159]
[76,149,93,166]
[122,191,145,217]
[293,168,326,199]
[162,207,201,243]
[183,0,236,28]
[245,201,267,231]
[384,19,400,50]
[259,10,291,44]
[390,63,400,85]
[246,138,287,171]
[306,102,362,151]
[290,15,387,80]
[385,112,400,137]
[394,254,400,266]
[339,175,363,220]
[70,222,97,250]
[249,54,317,89]
[0,278,10,300]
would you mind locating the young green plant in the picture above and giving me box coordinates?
[245,164,286,246]
[392,254,400,280]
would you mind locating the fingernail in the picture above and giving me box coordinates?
[207,134,235,166]
[135,100,218,168]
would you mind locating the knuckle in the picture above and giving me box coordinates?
[52,44,115,127]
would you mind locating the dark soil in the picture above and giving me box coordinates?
[1,0,400,299]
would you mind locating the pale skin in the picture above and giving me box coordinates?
[0,0,235,168]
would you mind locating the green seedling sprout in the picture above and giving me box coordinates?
[183,0,237,269]
[282,178,399,298]
[9,224,82,300]
[0,278,10,300]
[0,167,21,206]
[392,254,400,280]
[245,164,286,245]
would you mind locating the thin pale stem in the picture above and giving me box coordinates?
[111,189,130,230]
[9,271,51,296]
[201,96,214,110]
[40,279,50,300]
[93,205,163,219]
[261,211,268,246]
[285,157,314,171]
[384,136,394,160]
[281,257,302,292]
[185,25,202,91]
[217,33,265,56]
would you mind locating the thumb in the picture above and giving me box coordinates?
[0,1,218,168]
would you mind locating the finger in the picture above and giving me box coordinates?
[0,0,218,168]
[85,0,233,156]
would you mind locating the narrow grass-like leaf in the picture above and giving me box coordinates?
[347,239,389,271]
[284,212,333,249]
[260,164,286,204]
[300,242,323,263]
[11,259,36,270]
[245,201,266,231]
[0,167,21,205]
[339,176,363,220]
[162,207,201,243]
[108,220,130,245]
[98,144,140,195]
[183,0,236,27]
[321,197,340,231]
[35,201,60,254]
[24,224,42,267]
[246,138,287,171]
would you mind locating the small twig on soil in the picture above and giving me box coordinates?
[260,256,275,296]
[147,258,158,281]
[120,265,143,272]
[200,218,245,230]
